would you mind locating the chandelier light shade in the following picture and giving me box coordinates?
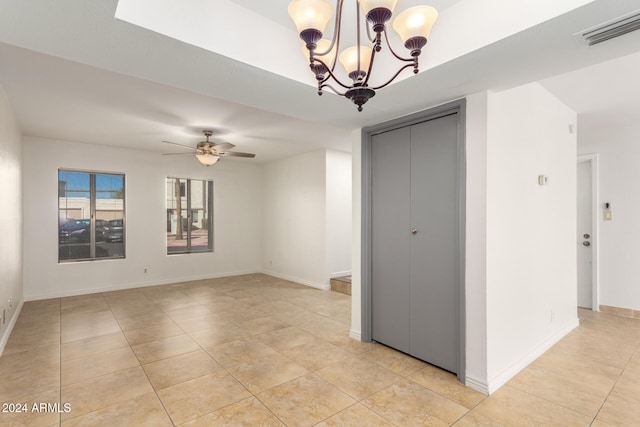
[339,45,373,78]
[288,0,334,36]
[393,6,439,45]
[358,0,399,16]
[288,0,438,111]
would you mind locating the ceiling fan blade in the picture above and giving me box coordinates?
[220,151,256,158]
[212,142,235,151]
[161,152,194,156]
[162,140,196,151]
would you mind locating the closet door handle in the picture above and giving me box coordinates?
[411,228,418,235]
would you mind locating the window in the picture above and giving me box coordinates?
[58,170,125,262]
[166,177,213,254]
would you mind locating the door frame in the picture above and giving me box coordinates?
[577,154,600,311]
[360,99,466,383]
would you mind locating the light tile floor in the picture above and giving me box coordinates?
[1,274,639,426]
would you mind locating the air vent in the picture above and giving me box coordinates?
[580,10,640,46]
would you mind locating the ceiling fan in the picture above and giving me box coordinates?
[162,130,256,166]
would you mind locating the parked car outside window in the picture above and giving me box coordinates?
[59,219,107,243]
[104,219,124,243]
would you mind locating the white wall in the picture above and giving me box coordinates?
[22,137,262,300]
[350,129,363,340]
[485,83,578,392]
[579,122,640,311]
[261,150,329,289]
[0,85,23,355]
[464,92,489,391]
[326,150,352,278]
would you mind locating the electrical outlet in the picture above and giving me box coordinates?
[550,310,555,323]
[144,268,148,275]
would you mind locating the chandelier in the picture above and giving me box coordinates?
[288,0,438,111]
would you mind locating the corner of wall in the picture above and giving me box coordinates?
[351,128,363,339]
[260,150,329,287]
[0,84,24,356]
[484,81,578,390]
[463,91,489,388]
[485,317,578,394]
[0,301,24,357]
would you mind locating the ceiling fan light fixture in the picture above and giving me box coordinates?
[162,130,256,165]
[196,153,220,166]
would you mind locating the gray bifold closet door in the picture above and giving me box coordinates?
[371,113,459,373]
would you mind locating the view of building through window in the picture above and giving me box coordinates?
[58,170,125,261]
[166,177,213,254]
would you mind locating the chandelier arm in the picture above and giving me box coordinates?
[319,83,347,97]
[314,0,344,62]
[362,43,378,86]
[356,2,361,75]
[328,1,343,72]
[382,29,415,62]
[365,20,376,43]
[369,62,415,90]
[314,58,354,89]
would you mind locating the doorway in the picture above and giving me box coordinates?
[361,100,466,382]
[577,154,599,311]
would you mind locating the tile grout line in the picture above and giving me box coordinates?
[499,343,633,424]
[25,279,394,426]
[14,281,351,426]
[182,286,320,426]
[58,292,171,425]
[103,290,181,427]
[353,344,483,425]
[503,379,602,422]
[14,283,640,426]
[590,338,640,425]
[131,283,292,425]
[204,286,353,426]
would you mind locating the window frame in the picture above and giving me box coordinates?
[166,177,214,255]
[58,169,126,263]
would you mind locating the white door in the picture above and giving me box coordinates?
[577,160,592,308]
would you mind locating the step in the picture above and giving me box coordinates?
[330,275,352,296]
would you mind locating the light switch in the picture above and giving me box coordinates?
[603,202,612,221]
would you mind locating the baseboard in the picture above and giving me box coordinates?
[0,300,23,357]
[331,271,352,279]
[465,375,490,395]
[24,268,334,301]
[24,269,261,301]
[599,304,640,319]
[349,329,362,341]
[486,317,579,394]
[261,270,330,291]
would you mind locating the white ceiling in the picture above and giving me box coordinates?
[0,0,639,163]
